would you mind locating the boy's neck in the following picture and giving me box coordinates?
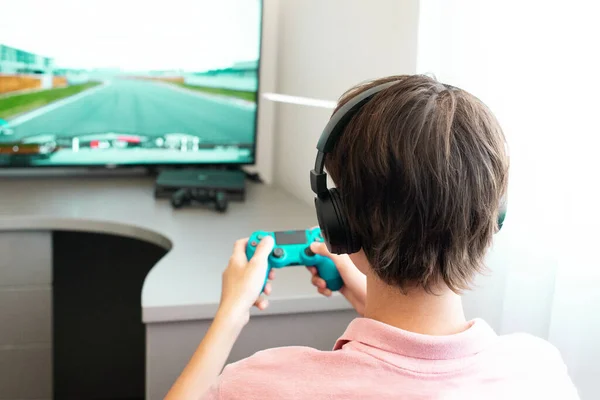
[363,275,469,336]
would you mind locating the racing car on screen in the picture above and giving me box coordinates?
[0,119,14,136]
[71,133,151,149]
[0,131,208,165]
[0,132,149,162]
[67,132,203,151]
[10,132,153,151]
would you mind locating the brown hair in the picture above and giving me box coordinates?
[325,75,509,293]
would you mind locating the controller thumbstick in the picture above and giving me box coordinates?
[215,191,228,212]
[304,247,315,257]
[272,248,284,258]
[171,188,189,208]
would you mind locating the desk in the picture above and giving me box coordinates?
[0,175,355,399]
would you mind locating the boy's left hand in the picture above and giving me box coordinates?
[218,236,275,323]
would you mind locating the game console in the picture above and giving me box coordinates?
[154,168,246,201]
[246,228,343,291]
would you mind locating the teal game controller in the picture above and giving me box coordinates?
[246,228,344,291]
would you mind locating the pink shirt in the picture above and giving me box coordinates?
[204,318,579,399]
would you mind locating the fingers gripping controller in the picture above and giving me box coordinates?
[246,228,344,291]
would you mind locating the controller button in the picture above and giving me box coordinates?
[257,234,264,240]
[272,248,285,258]
[250,241,258,247]
[304,247,315,257]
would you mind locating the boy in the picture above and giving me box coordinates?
[166,75,578,399]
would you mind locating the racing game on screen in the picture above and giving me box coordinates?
[0,0,261,166]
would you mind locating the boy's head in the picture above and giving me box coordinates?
[325,75,509,293]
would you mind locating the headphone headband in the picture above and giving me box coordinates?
[311,81,399,195]
[314,81,399,172]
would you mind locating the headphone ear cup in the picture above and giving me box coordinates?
[315,189,355,254]
[314,192,344,254]
[329,189,361,254]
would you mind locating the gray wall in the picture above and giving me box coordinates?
[271,0,420,205]
[0,231,52,400]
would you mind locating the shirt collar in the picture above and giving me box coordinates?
[333,317,497,360]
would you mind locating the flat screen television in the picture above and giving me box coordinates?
[0,0,262,168]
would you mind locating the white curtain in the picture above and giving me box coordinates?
[417,1,600,399]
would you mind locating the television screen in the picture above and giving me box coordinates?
[0,0,262,167]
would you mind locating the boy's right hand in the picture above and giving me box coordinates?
[306,242,367,316]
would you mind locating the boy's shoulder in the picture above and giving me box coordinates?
[492,332,576,389]
[207,344,397,399]
[229,345,326,369]
[223,345,341,378]
[209,346,338,399]
[496,331,565,365]
[490,332,579,398]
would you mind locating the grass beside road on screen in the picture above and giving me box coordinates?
[172,82,257,103]
[0,82,101,120]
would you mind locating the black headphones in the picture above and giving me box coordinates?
[310,81,507,255]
